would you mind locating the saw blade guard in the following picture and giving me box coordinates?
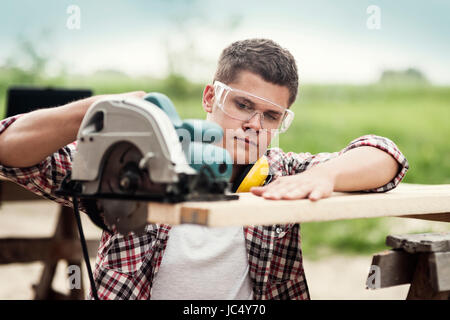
[71,96,196,193]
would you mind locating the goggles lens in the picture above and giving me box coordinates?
[214,81,294,132]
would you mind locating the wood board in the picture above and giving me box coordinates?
[147,183,450,227]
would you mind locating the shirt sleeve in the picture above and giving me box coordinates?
[0,115,77,207]
[266,134,409,193]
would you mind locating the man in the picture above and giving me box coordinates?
[0,38,408,299]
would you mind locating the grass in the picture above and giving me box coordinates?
[1,76,449,258]
[300,218,392,260]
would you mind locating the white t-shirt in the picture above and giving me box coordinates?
[151,224,254,300]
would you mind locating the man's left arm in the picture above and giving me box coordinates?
[251,135,409,201]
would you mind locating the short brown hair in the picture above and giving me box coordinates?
[214,38,299,106]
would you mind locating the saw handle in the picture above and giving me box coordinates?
[144,93,223,142]
[143,92,233,182]
[143,92,183,127]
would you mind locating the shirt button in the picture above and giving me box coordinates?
[276,227,283,234]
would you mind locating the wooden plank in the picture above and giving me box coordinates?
[147,183,450,227]
[386,232,450,253]
[367,249,418,289]
[400,213,450,223]
[0,238,99,264]
[369,250,450,294]
[428,252,450,292]
[32,287,73,300]
[0,179,43,201]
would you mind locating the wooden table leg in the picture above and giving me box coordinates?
[407,253,450,300]
[33,205,86,300]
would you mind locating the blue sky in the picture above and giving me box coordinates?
[1,0,449,84]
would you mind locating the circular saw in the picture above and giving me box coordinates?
[57,93,238,235]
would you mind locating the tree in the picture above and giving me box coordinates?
[379,68,429,85]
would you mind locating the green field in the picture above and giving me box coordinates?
[175,84,450,186]
[1,74,449,258]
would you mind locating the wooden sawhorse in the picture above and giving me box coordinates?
[367,232,450,299]
[0,178,99,299]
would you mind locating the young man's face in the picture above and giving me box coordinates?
[202,70,291,164]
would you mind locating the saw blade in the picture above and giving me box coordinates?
[99,199,147,235]
[98,142,150,235]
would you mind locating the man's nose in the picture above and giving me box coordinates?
[244,112,262,131]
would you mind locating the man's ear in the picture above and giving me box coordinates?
[202,84,215,113]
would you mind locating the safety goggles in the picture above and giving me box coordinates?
[213,81,294,133]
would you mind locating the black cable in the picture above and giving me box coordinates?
[72,196,99,300]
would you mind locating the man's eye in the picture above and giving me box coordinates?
[264,113,281,121]
[236,103,252,111]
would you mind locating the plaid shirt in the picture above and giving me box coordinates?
[0,115,409,300]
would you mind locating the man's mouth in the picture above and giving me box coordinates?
[234,137,258,147]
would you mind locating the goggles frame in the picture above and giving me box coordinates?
[213,81,294,133]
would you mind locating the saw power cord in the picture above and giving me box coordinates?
[72,196,99,300]
[69,165,228,301]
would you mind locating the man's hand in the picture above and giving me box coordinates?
[250,165,336,201]
[249,146,400,201]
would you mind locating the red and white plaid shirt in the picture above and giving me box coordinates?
[0,115,409,300]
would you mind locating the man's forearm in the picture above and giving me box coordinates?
[0,91,145,168]
[0,97,96,167]
[251,143,404,200]
[318,146,400,192]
